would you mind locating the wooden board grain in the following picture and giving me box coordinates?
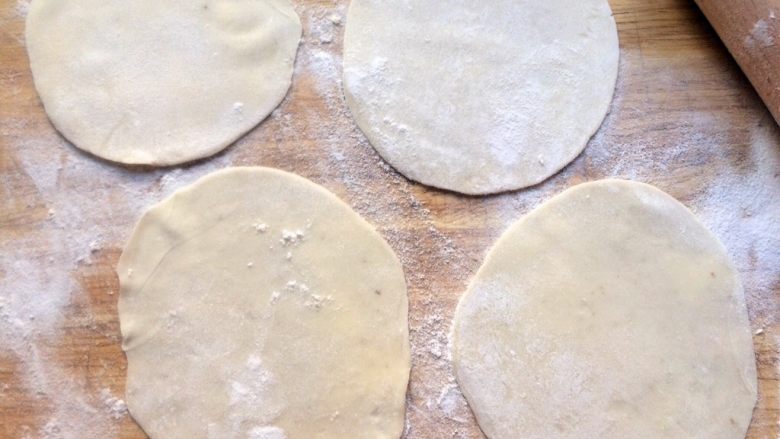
[1,0,778,438]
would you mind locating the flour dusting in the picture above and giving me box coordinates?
[248,426,287,439]
[2,126,230,437]
[693,117,780,331]
[1,0,778,438]
[100,388,128,420]
[15,0,29,18]
[745,16,776,48]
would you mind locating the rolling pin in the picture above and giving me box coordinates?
[694,0,780,124]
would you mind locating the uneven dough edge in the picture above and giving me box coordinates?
[116,166,411,438]
[451,178,758,438]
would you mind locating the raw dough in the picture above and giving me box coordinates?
[452,180,757,438]
[26,0,301,166]
[117,167,410,438]
[343,0,619,194]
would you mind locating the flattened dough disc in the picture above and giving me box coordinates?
[118,167,410,438]
[26,0,301,166]
[453,179,757,438]
[343,0,619,194]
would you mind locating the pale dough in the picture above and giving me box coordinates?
[452,179,757,438]
[343,0,619,194]
[26,0,301,166]
[117,167,410,438]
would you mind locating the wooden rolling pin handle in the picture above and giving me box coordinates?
[694,0,780,124]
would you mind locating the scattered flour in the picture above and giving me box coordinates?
[280,229,305,246]
[289,6,485,435]
[99,388,128,421]
[248,426,287,439]
[2,96,231,438]
[279,279,332,310]
[745,16,776,48]
[15,0,30,18]
[253,222,269,233]
[285,280,309,293]
[692,117,780,331]
[1,1,778,439]
[228,357,274,413]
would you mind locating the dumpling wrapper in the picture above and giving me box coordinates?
[343,0,619,194]
[453,179,757,438]
[26,0,301,165]
[118,167,410,438]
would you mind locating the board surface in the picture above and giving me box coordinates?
[1,0,778,438]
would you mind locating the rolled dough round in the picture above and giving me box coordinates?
[117,167,410,438]
[343,0,619,195]
[26,0,301,166]
[452,180,757,438]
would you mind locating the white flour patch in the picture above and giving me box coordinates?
[745,17,775,48]
[15,0,30,18]
[280,229,305,246]
[248,426,287,439]
[217,354,281,435]
[100,388,128,420]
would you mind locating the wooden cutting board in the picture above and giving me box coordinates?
[1,0,777,437]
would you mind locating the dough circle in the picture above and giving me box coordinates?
[26,0,301,166]
[118,167,410,438]
[452,180,757,438]
[343,0,619,194]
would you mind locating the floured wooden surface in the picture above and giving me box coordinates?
[0,0,777,438]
